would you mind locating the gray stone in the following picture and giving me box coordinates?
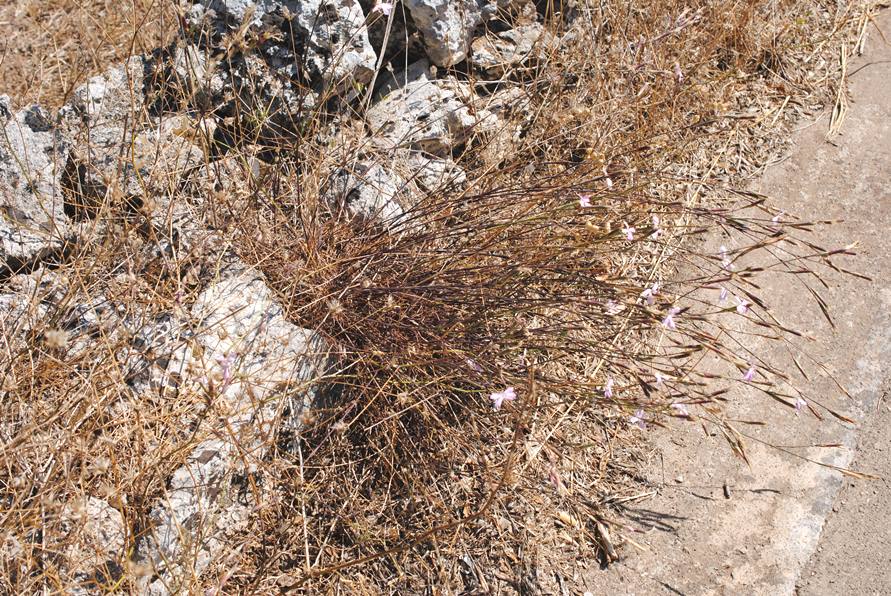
[59,497,126,588]
[137,266,331,593]
[0,97,70,271]
[476,0,536,21]
[373,58,434,101]
[0,270,56,353]
[61,74,205,223]
[160,44,224,111]
[471,23,552,76]
[400,150,467,192]
[367,76,498,157]
[403,0,482,67]
[181,149,261,200]
[123,311,190,398]
[195,0,377,94]
[64,56,147,133]
[325,160,409,224]
[59,57,150,220]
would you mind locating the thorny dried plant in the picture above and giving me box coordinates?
[0,0,880,593]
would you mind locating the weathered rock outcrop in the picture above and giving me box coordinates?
[0,97,70,272]
[471,22,552,75]
[135,265,331,594]
[59,497,127,590]
[368,74,498,156]
[325,159,410,224]
[403,0,482,67]
[58,57,150,219]
[191,0,377,93]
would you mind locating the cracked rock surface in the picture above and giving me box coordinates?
[0,97,70,272]
[136,265,331,594]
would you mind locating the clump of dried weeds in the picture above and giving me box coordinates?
[0,0,879,593]
[0,0,175,109]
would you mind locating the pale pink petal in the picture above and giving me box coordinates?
[720,245,734,270]
[673,61,684,84]
[372,1,393,15]
[605,300,623,315]
[490,386,516,410]
[662,306,681,330]
[671,402,689,417]
[629,408,647,429]
[641,282,659,305]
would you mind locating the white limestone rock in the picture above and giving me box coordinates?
[403,0,482,67]
[325,160,410,225]
[471,22,553,76]
[137,265,331,593]
[0,97,70,271]
[367,76,498,157]
[59,497,127,590]
[196,0,377,93]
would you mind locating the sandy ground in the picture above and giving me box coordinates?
[580,9,891,596]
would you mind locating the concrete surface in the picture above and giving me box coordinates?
[581,10,891,596]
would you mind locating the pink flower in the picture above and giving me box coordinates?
[215,352,237,388]
[629,409,647,429]
[604,377,614,398]
[720,245,734,271]
[742,366,756,382]
[671,402,690,417]
[466,357,483,373]
[736,297,749,315]
[490,387,516,410]
[578,193,592,208]
[673,61,684,84]
[641,282,660,305]
[662,306,681,330]
[371,1,393,15]
[605,300,623,315]
[719,286,729,302]
[622,222,636,241]
[650,215,662,239]
[794,397,807,414]
[772,211,784,223]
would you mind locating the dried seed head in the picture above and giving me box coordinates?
[44,329,70,350]
[327,298,344,316]
[90,456,111,475]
